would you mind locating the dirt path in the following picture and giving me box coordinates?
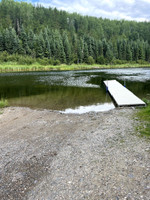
[0,107,149,200]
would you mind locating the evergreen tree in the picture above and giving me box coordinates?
[134,43,139,61]
[138,40,145,60]
[77,38,84,63]
[44,38,51,58]
[126,43,132,61]
[106,45,113,63]
[97,55,105,64]
[97,40,103,56]
[102,39,108,57]
[113,42,118,59]
[71,33,78,63]
[62,32,71,64]
[145,42,150,61]
[19,26,30,54]
[4,28,12,53]
[122,40,127,60]
[83,41,89,63]
[0,32,4,52]
[0,0,150,64]
[117,40,123,60]
[34,35,44,58]
[27,29,34,51]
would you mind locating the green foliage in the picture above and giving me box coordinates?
[105,46,113,63]
[112,59,128,65]
[53,59,61,66]
[37,58,51,66]
[136,100,150,137]
[138,100,150,121]
[0,99,8,108]
[97,55,105,64]
[87,56,95,65]
[18,56,35,65]
[137,60,148,65]
[0,0,150,65]
[0,62,150,73]
[0,51,9,62]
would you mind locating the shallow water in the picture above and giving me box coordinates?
[0,68,150,113]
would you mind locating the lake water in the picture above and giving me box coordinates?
[0,68,150,113]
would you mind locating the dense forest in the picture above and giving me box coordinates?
[0,0,150,65]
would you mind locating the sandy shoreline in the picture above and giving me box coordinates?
[0,107,150,199]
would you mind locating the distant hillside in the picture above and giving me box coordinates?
[0,0,150,64]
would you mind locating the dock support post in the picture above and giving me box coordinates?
[124,80,126,87]
[106,80,108,92]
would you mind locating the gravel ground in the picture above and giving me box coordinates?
[0,107,150,200]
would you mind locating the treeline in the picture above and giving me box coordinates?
[0,0,150,65]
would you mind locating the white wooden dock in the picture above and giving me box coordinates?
[104,80,146,107]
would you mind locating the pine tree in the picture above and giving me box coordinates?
[62,32,71,64]
[94,40,99,61]
[0,32,4,52]
[49,37,56,58]
[134,43,139,61]
[106,45,113,63]
[77,38,84,63]
[97,40,103,56]
[126,43,132,61]
[27,29,34,51]
[83,41,89,63]
[44,38,51,58]
[122,40,127,60]
[145,42,150,61]
[10,27,20,53]
[138,40,145,60]
[117,40,123,60]
[4,28,12,53]
[71,33,78,63]
[102,39,108,57]
[97,55,105,64]
[88,42,93,58]
[0,0,150,64]
[57,39,66,63]
[19,26,30,54]
[113,42,118,59]
[34,34,44,58]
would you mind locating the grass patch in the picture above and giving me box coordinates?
[0,99,8,108]
[136,99,150,138]
[0,62,150,73]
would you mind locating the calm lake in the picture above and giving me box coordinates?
[0,68,150,113]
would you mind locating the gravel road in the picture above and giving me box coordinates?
[0,107,150,200]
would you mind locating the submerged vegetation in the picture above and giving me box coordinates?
[136,99,150,137]
[0,0,150,69]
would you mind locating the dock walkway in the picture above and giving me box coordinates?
[104,80,146,107]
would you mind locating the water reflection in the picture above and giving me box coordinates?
[61,103,115,114]
[8,86,112,110]
[0,67,150,112]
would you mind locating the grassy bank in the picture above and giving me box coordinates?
[136,100,150,138]
[0,62,150,73]
[0,99,8,108]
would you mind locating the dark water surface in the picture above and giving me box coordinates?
[0,68,150,113]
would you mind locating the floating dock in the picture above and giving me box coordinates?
[104,80,146,107]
